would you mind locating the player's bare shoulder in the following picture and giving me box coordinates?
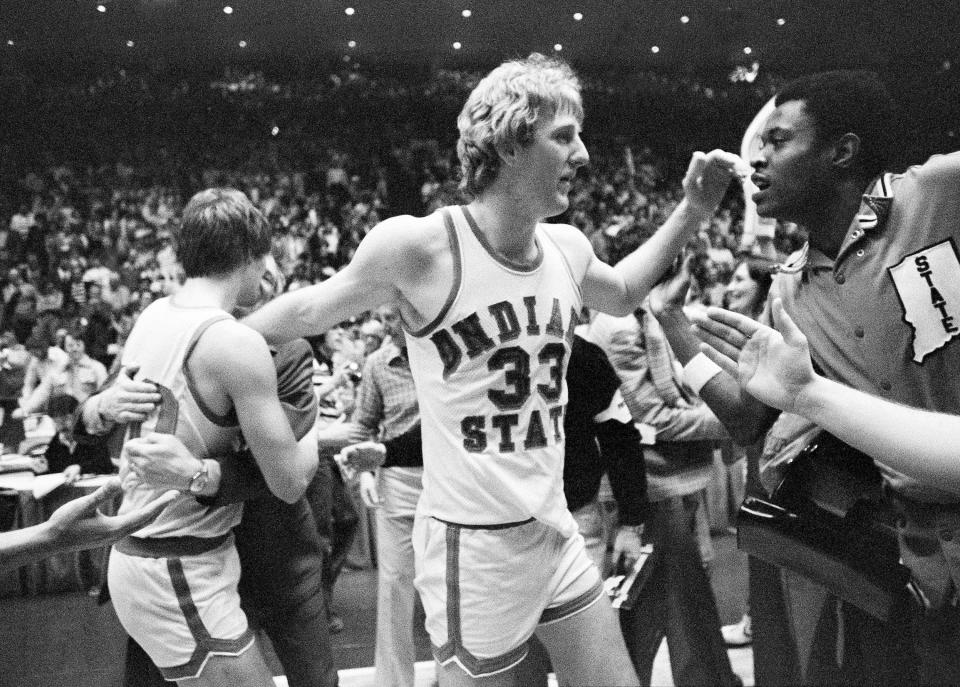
[194,318,272,373]
[355,210,456,330]
[359,211,452,288]
[541,221,594,281]
[353,213,446,274]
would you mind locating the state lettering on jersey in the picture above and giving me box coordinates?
[888,238,960,363]
[430,295,578,453]
[460,406,564,454]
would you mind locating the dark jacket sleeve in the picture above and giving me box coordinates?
[597,419,649,525]
[573,334,650,525]
[564,335,648,519]
[76,441,115,475]
[198,339,317,507]
[381,424,424,468]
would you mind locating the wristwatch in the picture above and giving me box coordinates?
[187,461,209,495]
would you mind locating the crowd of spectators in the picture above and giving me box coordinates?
[5,57,956,431]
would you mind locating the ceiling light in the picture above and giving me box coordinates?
[223,6,233,14]
[238,40,247,47]
[554,44,562,52]
[271,126,279,136]
[6,40,13,46]
[452,41,462,50]
[126,40,135,47]
[743,46,752,54]
[651,45,660,53]
[348,40,357,48]
[97,4,107,13]
[345,7,355,15]
[776,18,786,26]
[680,15,689,23]
[462,9,471,18]
[573,12,583,21]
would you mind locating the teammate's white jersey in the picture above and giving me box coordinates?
[405,205,581,536]
[117,297,243,538]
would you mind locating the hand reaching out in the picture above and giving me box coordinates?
[696,298,817,414]
[44,478,176,556]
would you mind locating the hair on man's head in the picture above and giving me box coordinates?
[48,393,80,418]
[776,70,896,180]
[176,188,272,278]
[457,53,583,198]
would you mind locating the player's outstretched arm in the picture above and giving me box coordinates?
[702,299,960,496]
[0,479,176,571]
[581,150,747,316]
[243,218,418,345]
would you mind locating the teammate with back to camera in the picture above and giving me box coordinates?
[244,53,743,686]
[654,70,960,685]
[107,188,320,686]
[82,254,340,687]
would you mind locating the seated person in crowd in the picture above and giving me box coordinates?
[17,326,107,417]
[0,331,31,446]
[21,332,68,400]
[42,393,114,483]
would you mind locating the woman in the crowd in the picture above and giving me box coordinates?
[723,255,775,320]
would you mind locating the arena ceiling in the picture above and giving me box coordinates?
[1,0,957,74]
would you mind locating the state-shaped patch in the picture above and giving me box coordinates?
[889,239,960,363]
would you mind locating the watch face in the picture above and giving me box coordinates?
[189,473,208,494]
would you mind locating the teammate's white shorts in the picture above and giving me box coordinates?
[108,533,255,681]
[413,514,603,677]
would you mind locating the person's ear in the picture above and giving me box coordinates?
[833,133,861,172]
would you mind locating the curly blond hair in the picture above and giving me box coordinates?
[456,53,583,198]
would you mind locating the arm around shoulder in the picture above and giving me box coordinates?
[243,216,425,344]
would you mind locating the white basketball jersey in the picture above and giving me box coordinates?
[405,206,582,536]
[117,297,243,538]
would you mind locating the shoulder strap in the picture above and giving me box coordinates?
[181,314,239,427]
[406,207,462,338]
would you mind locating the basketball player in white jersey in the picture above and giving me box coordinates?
[245,54,742,686]
[108,188,319,686]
